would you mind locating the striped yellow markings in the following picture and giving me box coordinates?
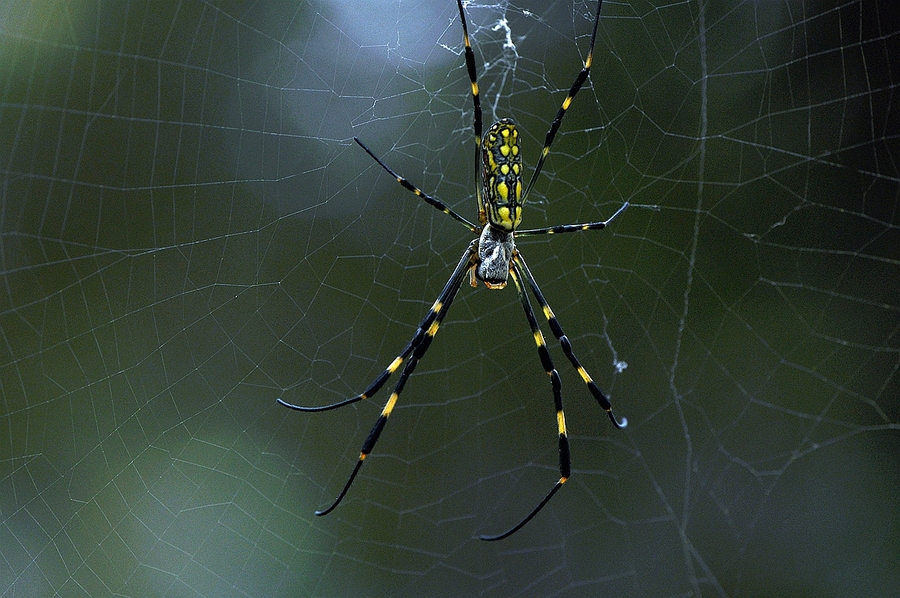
[556,410,567,435]
[460,12,480,99]
[387,355,404,374]
[541,304,554,321]
[576,365,593,384]
[381,391,400,418]
[358,354,405,400]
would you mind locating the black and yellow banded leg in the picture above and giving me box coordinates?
[522,0,605,203]
[311,241,478,516]
[479,264,572,541]
[516,201,629,236]
[514,251,626,429]
[353,137,478,232]
[455,0,485,225]
[278,345,412,413]
[277,249,453,413]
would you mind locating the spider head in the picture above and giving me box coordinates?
[482,119,523,232]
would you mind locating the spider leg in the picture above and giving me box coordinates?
[279,273,438,412]
[514,251,626,429]
[353,137,478,232]
[479,264,571,541]
[277,345,412,412]
[313,241,478,516]
[522,0,605,203]
[516,201,628,236]
[278,237,457,412]
[455,0,485,225]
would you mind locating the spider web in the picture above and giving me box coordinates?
[1,0,898,595]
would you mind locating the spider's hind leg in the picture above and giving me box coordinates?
[309,241,478,516]
[478,261,571,541]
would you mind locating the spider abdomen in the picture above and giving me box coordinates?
[482,119,523,231]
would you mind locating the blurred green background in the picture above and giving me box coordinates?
[1,0,898,596]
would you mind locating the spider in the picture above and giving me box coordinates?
[279,0,628,541]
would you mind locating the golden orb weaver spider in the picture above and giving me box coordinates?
[279,0,628,541]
